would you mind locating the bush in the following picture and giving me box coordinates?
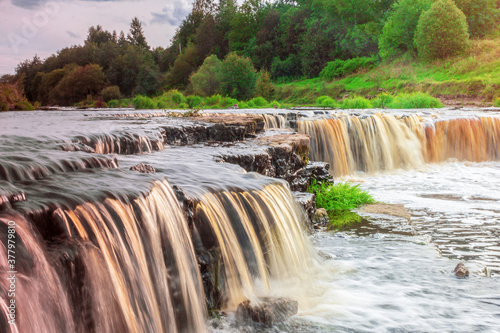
[179,102,189,109]
[255,71,275,101]
[454,0,500,38]
[340,96,373,109]
[170,90,186,104]
[132,95,157,109]
[190,55,223,96]
[107,99,119,108]
[495,98,500,107]
[186,95,203,108]
[415,0,469,60]
[101,85,122,102]
[219,97,238,108]
[247,97,268,108]
[269,100,281,108]
[316,96,338,107]
[320,57,377,80]
[371,93,395,108]
[308,180,375,211]
[237,101,249,109]
[270,55,302,80]
[220,53,258,100]
[205,94,221,106]
[379,0,434,59]
[387,92,442,108]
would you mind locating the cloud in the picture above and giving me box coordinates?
[66,30,79,38]
[10,0,43,9]
[150,0,191,26]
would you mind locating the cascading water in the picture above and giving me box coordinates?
[299,113,500,176]
[194,183,317,310]
[263,114,287,129]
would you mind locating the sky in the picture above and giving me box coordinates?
[0,0,194,75]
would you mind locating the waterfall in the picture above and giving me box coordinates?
[263,114,287,129]
[194,183,317,310]
[299,114,500,176]
[2,180,207,333]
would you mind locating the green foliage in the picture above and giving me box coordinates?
[371,92,395,108]
[132,95,156,109]
[454,0,500,38]
[308,180,376,212]
[220,53,258,100]
[219,96,238,108]
[415,0,469,60]
[54,64,109,105]
[101,85,121,102]
[340,96,373,109]
[166,45,200,89]
[388,92,442,108]
[270,55,302,80]
[247,96,268,108]
[379,0,433,59]
[186,95,203,108]
[255,70,275,101]
[494,98,500,107]
[170,90,186,104]
[107,99,119,108]
[316,95,338,107]
[320,57,377,80]
[205,94,222,106]
[190,55,223,96]
[327,210,363,231]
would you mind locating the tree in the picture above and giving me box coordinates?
[220,53,257,100]
[414,0,469,60]
[127,17,149,50]
[165,44,200,89]
[454,0,500,37]
[189,54,223,96]
[54,64,109,105]
[255,70,274,101]
[379,0,433,59]
[86,25,113,45]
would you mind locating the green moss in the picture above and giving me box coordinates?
[327,210,363,230]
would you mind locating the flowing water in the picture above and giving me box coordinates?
[1,109,500,332]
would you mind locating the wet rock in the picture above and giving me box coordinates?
[236,297,298,326]
[454,263,470,278]
[312,208,329,228]
[289,161,332,192]
[129,163,156,174]
[293,191,315,230]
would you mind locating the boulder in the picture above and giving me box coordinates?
[312,208,329,228]
[129,163,156,174]
[454,262,469,278]
[236,297,298,326]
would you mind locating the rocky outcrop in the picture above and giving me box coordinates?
[312,208,329,228]
[236,297,298,325]
[129,163,156,173]
[293,191,315,228]
[162,115,266,145]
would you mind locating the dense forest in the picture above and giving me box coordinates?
[1,0,500,110]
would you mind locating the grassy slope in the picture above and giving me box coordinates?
[275,36,500,107]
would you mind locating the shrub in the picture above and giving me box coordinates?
[454,0,500,38]
[493,98,500,107]
[190,55,223,96]
[340,96,373,109]
[170,90,186,104]
[219,97,238,108]
[371,93,395,108]
[179,102,189,109]
[387,92,442,108]
[316,96,338,107]
[132,95,156,109]
[238,101,249,109]
[101,85,122,102]
[205,94,222,106]
[308,180,375,211]
[247,97,268,108]
[415,0,469,60]
[269,100,281,108]
[107,99,119,108]
[379,0,434,59]
[255,71,275,101]
[320,57,377,80]
[220,53,257,100]
[270,55,302,79]
[186,95,204,108]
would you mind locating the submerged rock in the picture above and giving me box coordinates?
[129,163,156,174]
[236,297,298,326]
[454,263,470,278]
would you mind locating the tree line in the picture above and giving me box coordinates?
[2,0,500,109]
